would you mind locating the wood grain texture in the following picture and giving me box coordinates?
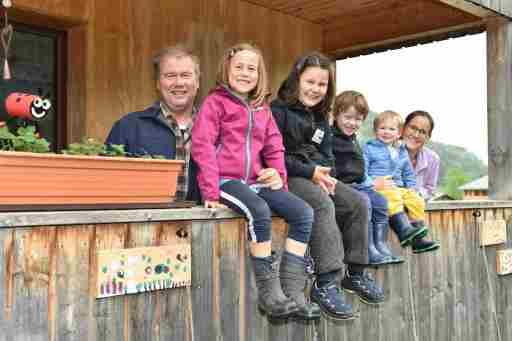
[487,18,512,200]
[1,209,512,340]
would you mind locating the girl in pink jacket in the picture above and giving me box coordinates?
[192,43,319,321]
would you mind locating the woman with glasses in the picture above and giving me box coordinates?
[402,111,440,201]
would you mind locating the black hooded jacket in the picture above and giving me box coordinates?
[270,98,335,179]
[332,125,365,184]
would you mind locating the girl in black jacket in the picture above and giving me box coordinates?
[271,52,385,320]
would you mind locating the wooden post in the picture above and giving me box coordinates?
[487,17,512,199]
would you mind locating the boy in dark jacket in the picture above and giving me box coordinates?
[332,91,402,264]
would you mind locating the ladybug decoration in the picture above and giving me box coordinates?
[5,92,52,121]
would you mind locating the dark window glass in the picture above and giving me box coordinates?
[0,25,59,151]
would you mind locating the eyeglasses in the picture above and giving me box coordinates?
[406,124,428,138]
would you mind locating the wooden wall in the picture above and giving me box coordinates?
[10,0,322,144]
[468,0,512,18]
[1,208,512,341]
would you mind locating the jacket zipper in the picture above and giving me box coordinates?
[220,85,254,183]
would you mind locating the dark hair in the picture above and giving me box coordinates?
[277,51,335,118]
[404,110,435,137]
[333,90,369,120]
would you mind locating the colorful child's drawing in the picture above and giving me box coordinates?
[96,244,191,298]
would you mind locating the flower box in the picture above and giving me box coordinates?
[0,151,184,210]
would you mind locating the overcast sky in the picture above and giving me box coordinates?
[336,32,488,165]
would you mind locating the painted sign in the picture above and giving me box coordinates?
[496,249,512,276]
[479,219,507,246]
[96,244,191,298]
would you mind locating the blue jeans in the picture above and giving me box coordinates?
[355,188,388,229]
[219,180,314,243]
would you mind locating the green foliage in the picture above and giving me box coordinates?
[355,110,488,195]
[440,167,470,199]
[62,137,126,156]
[0,125,50,153]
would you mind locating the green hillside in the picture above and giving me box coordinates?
[354,111,487,198]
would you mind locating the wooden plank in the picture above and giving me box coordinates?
[54,226,94,341]
[487,17,512,200]
[156,221,192,341]
[218,220,241,340]
[0,229,14,341]
[243,220,269,341]
[122,222,157,341]
[439,0,497,17]
[478,209,497,341]
[190,220,216,340]
[93,223,128,341]
[324,0,480,57]
[9,227,56,341]
[469,0,512,18]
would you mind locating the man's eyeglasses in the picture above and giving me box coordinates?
[406,124,428,137]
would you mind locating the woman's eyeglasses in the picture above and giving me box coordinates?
[406,124,428,137]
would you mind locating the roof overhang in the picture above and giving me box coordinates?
[245,0,507,58]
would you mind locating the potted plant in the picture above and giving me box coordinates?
[0,126,184,210]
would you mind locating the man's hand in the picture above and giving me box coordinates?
[373,176,395,191]
[312,166,337,194]
[257,168,283,190]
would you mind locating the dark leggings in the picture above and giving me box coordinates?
[219,180,314,243]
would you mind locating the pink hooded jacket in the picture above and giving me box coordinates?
[191,86,288,201]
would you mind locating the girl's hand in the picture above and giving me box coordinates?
[257,168,283,190]
[204,200,227,209]
[373,176,395,191]
[312,166,337,194]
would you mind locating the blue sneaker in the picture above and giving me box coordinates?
[310,280,355,320]
[341,271,385,305]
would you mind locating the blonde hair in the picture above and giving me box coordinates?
[152,44,200,81]
[217,43,270,107]
[373,110,403,132]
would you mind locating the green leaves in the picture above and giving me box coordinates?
[0,125,165,159]
[0,125,50,153]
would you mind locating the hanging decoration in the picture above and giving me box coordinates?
[1,0,12,80]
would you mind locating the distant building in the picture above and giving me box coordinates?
[430,192,455,201]
[459,176,488,200]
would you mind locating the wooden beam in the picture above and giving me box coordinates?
[324,1,479,57]
[438,0,497,18]
[328,20,485,59]
[467,0,512,18]
[487,17,512,199]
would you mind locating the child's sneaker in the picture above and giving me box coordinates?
[310,280,355,320]
[341,270,385,305]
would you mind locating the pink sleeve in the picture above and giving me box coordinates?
[191,95,222,201]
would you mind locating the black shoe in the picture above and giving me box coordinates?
[411,237,440,254]
[310,280,355,320]
[341,271,385,305]
[389,212,427,247]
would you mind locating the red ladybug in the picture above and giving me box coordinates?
[5,92,51,121]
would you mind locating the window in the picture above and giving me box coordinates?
[0,23,65,151]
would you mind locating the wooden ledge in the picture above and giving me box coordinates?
[0,207,241,228]
[426,200,512,211]
[2,200,512,228]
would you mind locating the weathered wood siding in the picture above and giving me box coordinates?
[487,17,512,200]
[467,0,512,18]
[9,0,322,144]
[1,207,512,341]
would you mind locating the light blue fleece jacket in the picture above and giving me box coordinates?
[362,138,417,189]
